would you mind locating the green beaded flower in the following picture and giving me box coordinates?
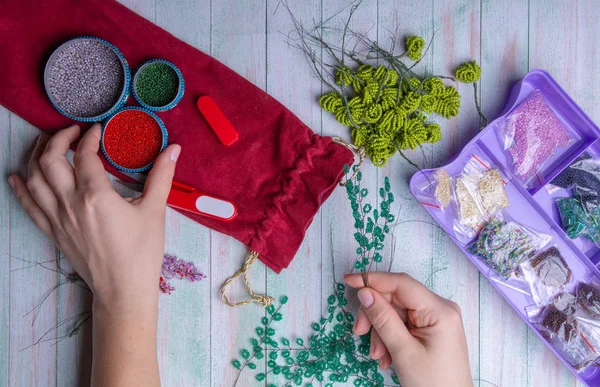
[405,35,425,61]
[318,59,464,166]
[455,60,482,83]
[454,60,488,126]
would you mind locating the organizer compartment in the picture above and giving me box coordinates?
[410,70,600,386]
[475,90,592,194]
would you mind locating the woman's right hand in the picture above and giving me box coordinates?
[344,272,473,387]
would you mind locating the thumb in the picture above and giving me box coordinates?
[357,287,417,357]
[141,144,181,207]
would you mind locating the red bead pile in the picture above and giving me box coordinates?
[103,109,163,169]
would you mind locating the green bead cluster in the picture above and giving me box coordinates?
[344,166,394,272]
[320,60,460,166]
[135,62,180,107]
[232,287,398,387]
[232,169,400,386]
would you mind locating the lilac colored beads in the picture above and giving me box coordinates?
[505,90,571,181]
[162,254,206,282]
[160,254,206,294]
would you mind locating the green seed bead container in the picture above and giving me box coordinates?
[132,59,184,112]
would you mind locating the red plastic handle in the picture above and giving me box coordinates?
[167,181,238,222]
[197,96,239,146]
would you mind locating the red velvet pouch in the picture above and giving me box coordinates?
[0,0,353,295]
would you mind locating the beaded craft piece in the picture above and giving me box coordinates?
[282,2,486,167]
[232,167,400,386]
[159,254,206,295]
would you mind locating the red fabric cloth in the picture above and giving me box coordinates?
[0,0,353,273]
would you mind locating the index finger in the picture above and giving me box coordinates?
[344,272,442,311]
[73,124,112,191]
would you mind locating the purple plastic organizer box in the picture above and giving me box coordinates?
[410,70,600,385]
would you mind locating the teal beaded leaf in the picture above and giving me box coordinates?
[240,349,250,359]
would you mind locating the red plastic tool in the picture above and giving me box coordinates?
[197,96,239,146]
[115,166,238,222]
[167,180,238,221]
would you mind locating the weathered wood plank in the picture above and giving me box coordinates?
[377,0,436,289]
[8,117,58,387]
[55,252,92,387]
[0,107,11,387]
[154,1,213,386]
[430,1,482,384]
[479,0,534,386]
[528,1,587,385]
[264,2,324,386]
[209,1,268,386]
[319,0,379,329]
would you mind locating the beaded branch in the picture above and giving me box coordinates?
[232,166,400,386]
[280,0,487,167]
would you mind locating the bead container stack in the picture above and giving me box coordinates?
[44,37,185,171]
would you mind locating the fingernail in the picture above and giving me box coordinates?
[7,176,15,190]
[170,145,181,162]
[357,288,374,309]
[369,339,375,355]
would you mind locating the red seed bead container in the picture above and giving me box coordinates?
[100,106,168,172]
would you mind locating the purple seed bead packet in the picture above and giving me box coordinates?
[503,90,572,185]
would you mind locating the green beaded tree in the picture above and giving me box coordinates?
[232,167,400,386]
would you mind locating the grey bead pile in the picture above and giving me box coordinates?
[46,39,124,118]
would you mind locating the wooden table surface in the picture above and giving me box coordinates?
[1,0,599,386]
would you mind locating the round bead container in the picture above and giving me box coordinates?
[101,107,168,172]
[132,59,185,112]
[44,36,130,122]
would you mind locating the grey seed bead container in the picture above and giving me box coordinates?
[43,36,131,122]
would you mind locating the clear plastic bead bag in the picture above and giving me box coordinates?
[501,90,574,189]
[520,246,572,306]
[467,213,551,280]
